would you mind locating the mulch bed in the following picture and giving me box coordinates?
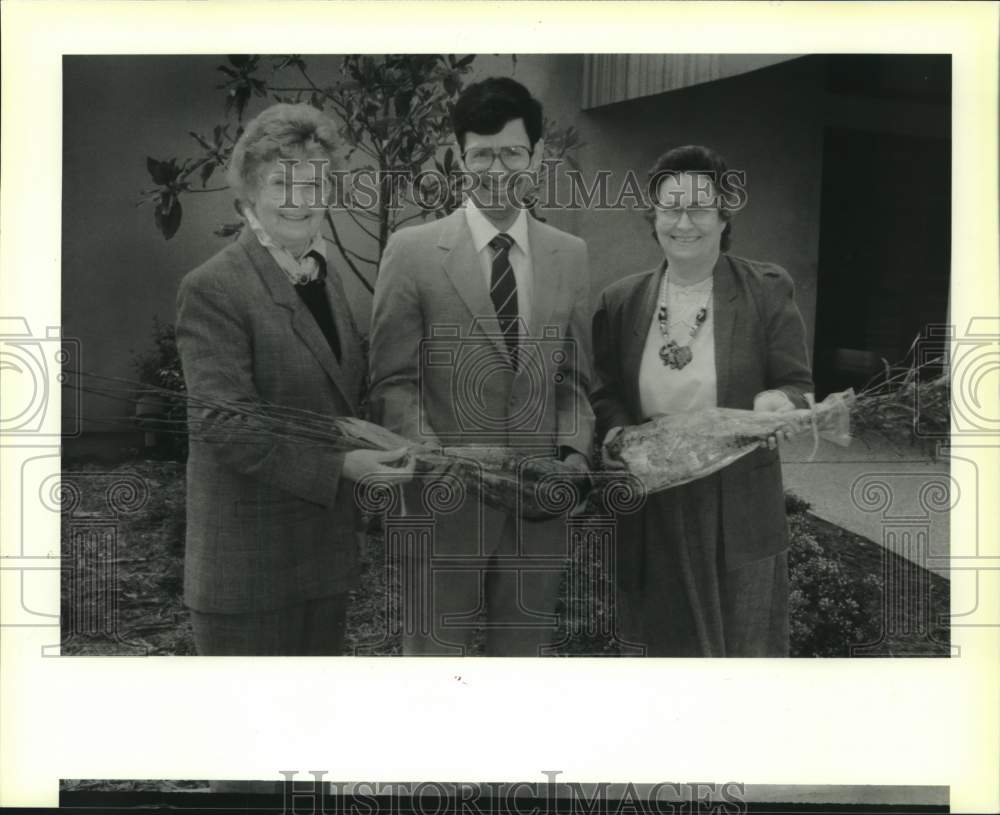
[59,459,949,658]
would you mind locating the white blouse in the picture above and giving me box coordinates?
[637,272,717,419]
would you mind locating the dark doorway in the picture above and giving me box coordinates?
[812,126,951,396]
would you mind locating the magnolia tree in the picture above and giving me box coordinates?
[140,54,582,293]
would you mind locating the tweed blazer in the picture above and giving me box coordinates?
[368,208,594,455]
[175,228,366,613]
[591,253,813,568]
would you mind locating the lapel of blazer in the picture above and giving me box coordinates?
[323,263,364,412]
[239,228,358,414]
[526,216,562,337]
[711,253,738,409]
[624,264,663,416]
[438,208,506,355]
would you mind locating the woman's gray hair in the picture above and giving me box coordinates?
[226,103,340,202]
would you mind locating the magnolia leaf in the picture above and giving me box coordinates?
[393,90,413,117]
[154,194,182,240]
[200,162,215,187]
[146,157,171,185]
[371,116,401,138]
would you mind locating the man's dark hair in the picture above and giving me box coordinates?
[452,77,544,151]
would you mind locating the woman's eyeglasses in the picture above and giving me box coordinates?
[463,146,533,172]
[654,205,720,227]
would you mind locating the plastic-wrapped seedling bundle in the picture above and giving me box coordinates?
[601,389,855,496]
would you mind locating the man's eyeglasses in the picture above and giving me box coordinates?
[463,146,533,172]
[653,205,720,227]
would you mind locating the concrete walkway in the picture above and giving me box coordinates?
[780,433,950,578]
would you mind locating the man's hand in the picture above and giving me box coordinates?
[600,426,628,471]
[562,451,591,474]
[343,447,415,483]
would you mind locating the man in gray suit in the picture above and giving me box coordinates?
[369,78,595,656]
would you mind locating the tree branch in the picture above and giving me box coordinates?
[343,206,381,242]
[324,211,374,294]
[392,209,432,228]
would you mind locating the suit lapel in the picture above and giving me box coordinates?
[439,209,507,355]
[711,254,738,409]
[526,217,562,337]
[323,269,364,411]
[240,229,359,414]
[624,265,663,415]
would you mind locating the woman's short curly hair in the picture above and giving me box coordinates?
[644,144,739,252]
[227,103,340,202]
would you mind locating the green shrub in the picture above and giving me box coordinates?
[787,510,883,657]
[784,490,812,515]
[131,318,188,460]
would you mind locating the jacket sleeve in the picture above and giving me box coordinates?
[590,287,636,439]
[175,270,345,506]
[555,239,596,460]
[760,265,814,409]
[367,231,438,444]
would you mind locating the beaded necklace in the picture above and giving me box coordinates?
[656,271,712,370]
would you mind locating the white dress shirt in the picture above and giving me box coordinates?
[464,199,534,335]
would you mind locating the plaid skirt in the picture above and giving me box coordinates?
[615,471,789,657]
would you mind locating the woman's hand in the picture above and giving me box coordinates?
[753,390,797,450]
[600,426,628,471]
[343,447,415,483]
[753,389,795,413]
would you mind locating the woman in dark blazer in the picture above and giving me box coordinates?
[176,103,411,656]
[591,145,813,657]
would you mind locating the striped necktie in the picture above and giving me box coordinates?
[488,232,519,362]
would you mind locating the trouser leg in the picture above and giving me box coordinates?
[482,515,564,657]
[189,593,348,656]
[722,550,790,657]
[399,556,480,656]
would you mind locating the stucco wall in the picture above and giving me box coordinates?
[62,54,946,432]
[565,56,828,351]
[61,54,580,430]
